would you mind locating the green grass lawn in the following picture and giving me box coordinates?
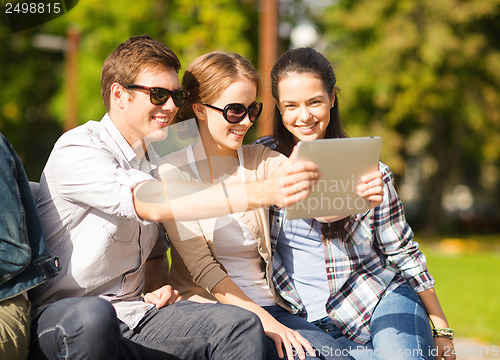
[418,236,500,345]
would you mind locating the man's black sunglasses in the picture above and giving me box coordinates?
[126,84,189,107]
[203,102,263,124]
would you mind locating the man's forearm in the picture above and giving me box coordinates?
[134,180,253,222]
[134,165,316,223]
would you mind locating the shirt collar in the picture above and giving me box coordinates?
[100,113,140,163]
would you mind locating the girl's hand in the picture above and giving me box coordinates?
[144,285,182,309]
[357,170,384,209]
[212,278,316,360]
[262,316,316,360]
[434,337,456,360]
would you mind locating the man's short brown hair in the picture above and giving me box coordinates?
[100,35,181,111]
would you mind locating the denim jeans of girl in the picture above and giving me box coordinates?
[263,305,354,360]
[312,283,434,360]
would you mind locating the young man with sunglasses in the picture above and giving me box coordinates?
[28,35,320,360]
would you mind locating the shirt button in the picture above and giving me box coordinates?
[252,227,258,234]
[328,267,333,273]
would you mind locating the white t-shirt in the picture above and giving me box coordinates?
[186,144,276,307]
[213,214,276,306]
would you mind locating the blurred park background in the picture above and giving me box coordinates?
[1,0,499,350]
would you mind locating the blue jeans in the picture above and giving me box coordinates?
[263,305,354,360]
[30,297,265,360]
[312,283,434,360]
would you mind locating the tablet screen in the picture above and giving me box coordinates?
[286,137,383,219]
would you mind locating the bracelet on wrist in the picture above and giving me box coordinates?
[432,327,454,340]
[220,181,234,214]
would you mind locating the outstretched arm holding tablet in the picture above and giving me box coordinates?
[133,154,320,222]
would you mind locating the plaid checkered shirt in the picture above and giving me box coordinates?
[254,136,435,344]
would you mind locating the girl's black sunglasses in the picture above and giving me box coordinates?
[126,84,189,108]
[203,102,263,124]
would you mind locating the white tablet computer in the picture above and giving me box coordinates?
[286,136,383,219]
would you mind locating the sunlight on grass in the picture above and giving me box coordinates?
[419,238,500,345]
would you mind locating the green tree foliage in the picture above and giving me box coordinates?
[0,20,65,179]
[318,0,500,233]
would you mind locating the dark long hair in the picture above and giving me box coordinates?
[270,47,352,241]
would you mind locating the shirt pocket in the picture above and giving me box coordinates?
[348,221,373,258]
[103,215,139,243]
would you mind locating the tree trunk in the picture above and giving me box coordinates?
[420,113,463,235]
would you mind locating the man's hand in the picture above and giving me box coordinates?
[144,285,182,309]
[262,146,321,208]
[264,161,320,208]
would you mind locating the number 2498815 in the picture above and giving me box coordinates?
[4,2,62,14]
